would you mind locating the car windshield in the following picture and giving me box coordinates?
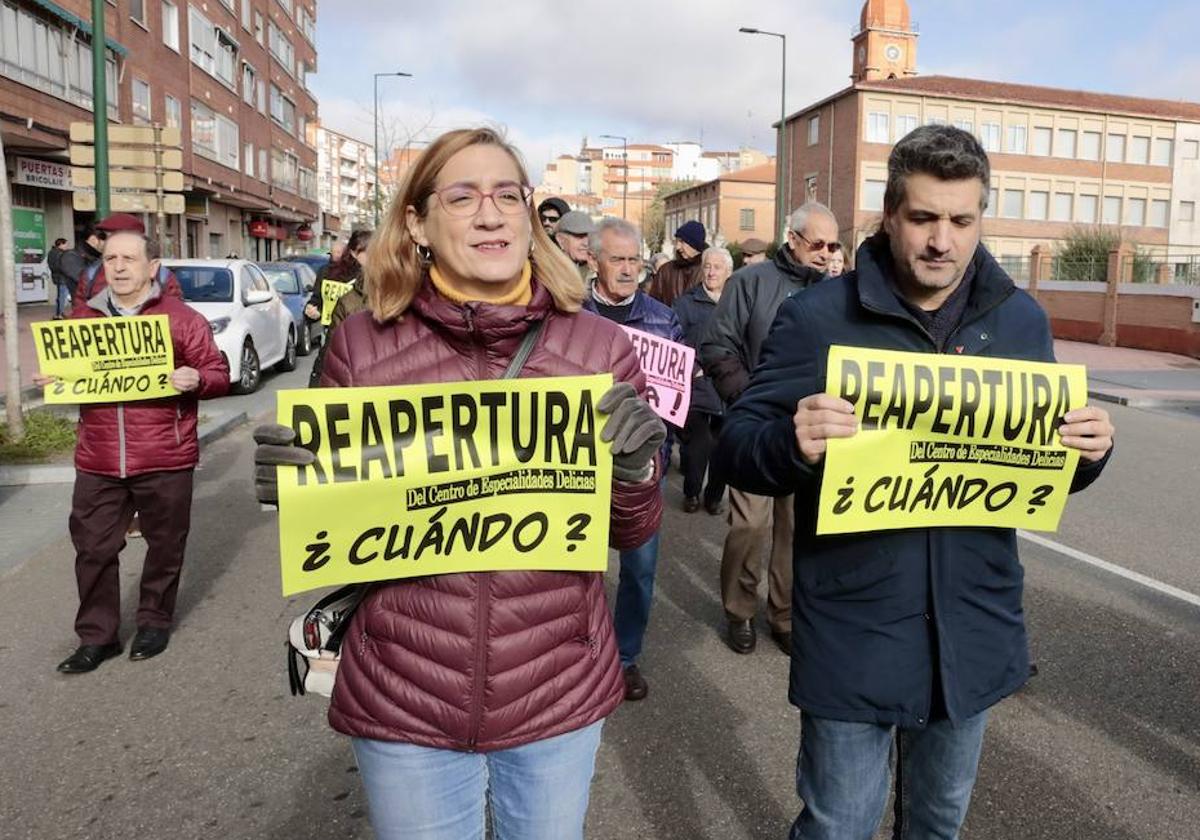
[173,267,234,302]
[263,269,300,295]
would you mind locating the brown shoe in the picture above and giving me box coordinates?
[623,664,648,701]
[727,619,756,654]
[682,496,701,513]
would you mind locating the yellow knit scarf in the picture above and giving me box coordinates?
[429,261,533,306]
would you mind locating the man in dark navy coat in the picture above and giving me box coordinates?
[716,125,1115,840]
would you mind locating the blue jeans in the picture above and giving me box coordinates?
[54,282,71,317]
[790,710,989,840]
[614,527,660,666]
[352,720,603,840]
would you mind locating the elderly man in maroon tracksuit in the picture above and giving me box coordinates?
[54,231,228,674]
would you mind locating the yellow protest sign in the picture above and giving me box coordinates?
[319,279,353,326]
[31,315,179,404]
[817,346,1086,535]
[275,375,615,595]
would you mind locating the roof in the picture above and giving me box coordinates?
[857,75,1200,123]
[718,163,776,184]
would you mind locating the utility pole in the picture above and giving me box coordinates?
[373,71,412,228]
[92,0,110,217]
[0,128,23,438]
[739,27,787,241]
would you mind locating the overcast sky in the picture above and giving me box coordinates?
[309,0,1200,181]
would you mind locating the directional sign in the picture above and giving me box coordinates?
[72,192,185,214]
[70,146,183,169]
[71,167,184,192]
[69,123,181,147]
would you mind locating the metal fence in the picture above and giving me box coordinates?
[1050,255,1107,283]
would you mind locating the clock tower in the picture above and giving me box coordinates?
[852,0,919,82]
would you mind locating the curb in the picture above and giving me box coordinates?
[0,410,249,487]
[1089,388,1200,410]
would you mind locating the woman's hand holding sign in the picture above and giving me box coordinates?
[1057,406,1114,462]
[170,366,201,392]
[793,394,859,466]
[598,382,666,483]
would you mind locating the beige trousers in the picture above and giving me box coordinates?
[719,489,793,633]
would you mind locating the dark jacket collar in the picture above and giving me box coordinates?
[772,244,826,286]
[853,233,1015,326]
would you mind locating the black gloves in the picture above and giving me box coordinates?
[253,424,315,505]
[598,382,665,483]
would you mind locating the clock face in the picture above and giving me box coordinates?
[885,44,902,62]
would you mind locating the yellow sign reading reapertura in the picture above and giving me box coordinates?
[319,280,353,326]
[817,345,1086,535]
[275,375,615,595]
[31,315,179,404]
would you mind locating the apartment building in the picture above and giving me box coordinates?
[313,122,373,234]
[1,0,321,267]
[780,0,1200,272]
[663,162,776,248]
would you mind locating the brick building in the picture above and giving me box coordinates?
[1,0,321,269]
[779,0,1200,275]
[663,162,776,248]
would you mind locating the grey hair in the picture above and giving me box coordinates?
[787,201,836,234]
[702,246,733,271]
[884,125,990,215]
[589,216,640,258]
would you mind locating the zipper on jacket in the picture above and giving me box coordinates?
[174,405,182,446]
[466,572,491,751]
[117,404,127,478]
[463,305,488,380]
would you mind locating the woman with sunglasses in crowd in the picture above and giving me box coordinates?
[254,127,664,839]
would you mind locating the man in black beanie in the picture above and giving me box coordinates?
[648,220,705,307]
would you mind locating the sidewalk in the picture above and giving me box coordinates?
[0,302,55,403]
[1055,339,1200,408]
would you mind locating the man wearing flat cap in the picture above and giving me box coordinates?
[554,210,597,284]
[739,237,769,266]
[648,220,706,307]
[71,213,183,316]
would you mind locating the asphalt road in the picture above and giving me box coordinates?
[0,401,1196,839]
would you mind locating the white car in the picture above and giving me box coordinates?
[165,259,298,394]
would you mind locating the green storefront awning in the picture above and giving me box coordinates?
[28,0,129,57]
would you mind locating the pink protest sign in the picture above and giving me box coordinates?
[620,325,694,426]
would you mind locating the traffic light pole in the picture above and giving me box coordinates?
[91,0,110,218]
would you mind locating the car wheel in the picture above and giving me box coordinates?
[233,339,261,394]
[276,327,298,372]
[298,322,312,356]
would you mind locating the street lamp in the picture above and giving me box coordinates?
[374,71,412,228]
[600,133,628,221]
[739,27,787,243]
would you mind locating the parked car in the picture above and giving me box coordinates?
[259,261,322,356]
[165,259,297,394]
[282,253,331,277]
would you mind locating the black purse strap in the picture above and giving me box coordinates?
[502,318,546,380]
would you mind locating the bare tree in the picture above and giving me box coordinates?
[0,128,23,439]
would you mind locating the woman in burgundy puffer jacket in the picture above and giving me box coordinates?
[309,129,663,839]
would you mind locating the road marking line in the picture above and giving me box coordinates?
[1019,530,1200,609]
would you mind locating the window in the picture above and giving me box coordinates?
[985,187,998,218]
[244,142,254,176]
[739,209,755,230]
[1006,125,1027,154]
[0,4,118,116]
[241,0,252,30]
[1126,197,1147,226]
[862,179,886,211]
[1002,189,1024,218]
[1077,194,1098,223]
[979,122,1001,152]
[258,148,268,182]
[189,8,237,88]
[1031,127,1052,156]
[130,0,145,25]
[953,119,973,135]
[1102,196,1121,225]
[269,84,296,132]
[276,0,294,12]
[1149,199,1169,228]
[162,1,179,50]
[895,114,917,141]
[804,174,818,201]
[1080,131,1101,161]
[807,115,819,145]
[272,148,300,192]
[164,95,181,128]
[242,62,256,105]
[254,12,264,44]
[268,22,294,73]
[297,5,316,43]
[1052,192,1073,222]
[1181,201,1196,222]
[1129,135,1150,164]
[1028,191,1049,221]
[1184,140,1200,160]
[1055,129,1077,159]
[1106,133,1126,162]
[867,112,889,144]
[132,78,151,124]
[256,79,266,113]
[1152,138,1173,166]
[191,99,239,169]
